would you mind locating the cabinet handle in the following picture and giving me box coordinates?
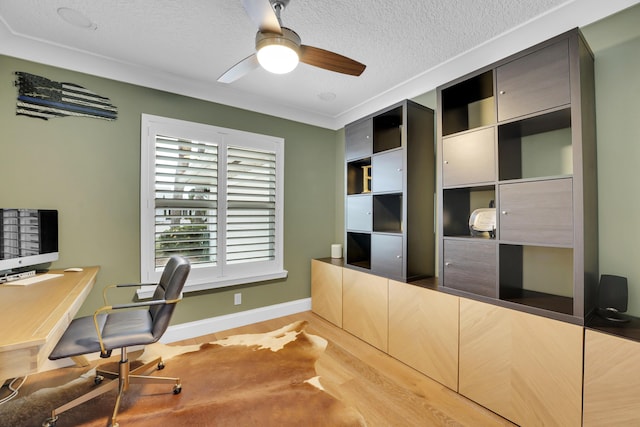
[396,168,403,172]
[501,210,508,215]
[445,262,451,266]
[499,90,506,95]
[396,255,402,259]
[444,160,449,164]
[367,211,372,215]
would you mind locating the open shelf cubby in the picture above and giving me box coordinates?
[443,186,495,238]
[373,106,403,153]
[441,70,495,136]
[498,108,572,181]
[347,158,372,195]
[499,244,574,315]
[373,193,403,233]
[346,232,371,270]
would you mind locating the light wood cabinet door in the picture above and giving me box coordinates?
[442,127,496,187]
[496,39,571,122]
[584,329,640,426]
[443,239,497,297]
[310,259,343,327]
[342,268,388,352]
[499,177,573,246]
[388,280,459,390]
[459,299,583,427]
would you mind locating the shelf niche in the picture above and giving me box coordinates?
[347,158,372,195]
[499,244,574,315]
[346,232,371,270]
[498,108,573,181]
[373,194,403,233]
[373,106,403,153]
[443,186,495,238]
[441,70,495,136]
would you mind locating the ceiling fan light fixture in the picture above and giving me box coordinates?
[256,28,301,74]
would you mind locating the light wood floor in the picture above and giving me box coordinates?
[175,311,515,427]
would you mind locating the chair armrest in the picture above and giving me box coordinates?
[101,282,157,305]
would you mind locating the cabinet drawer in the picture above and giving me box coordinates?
[345,118,372,160]
[443,127,496,187]
[346,195,372,231]
[372,150,403,192]
[499,178,573,246]
[443,239,497,297]
[497,39,570,122]
[371,234,403,278]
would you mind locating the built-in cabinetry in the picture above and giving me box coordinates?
[437,28,598,324]
[310,259,343,328]
[311,258,640,426]
[342,267,389,352]
[459,298,583,426]
[583,327,640,425]
[345,100,435,281]
[388,279,459,390]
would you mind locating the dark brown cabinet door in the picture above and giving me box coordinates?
[499,178,573,246]
[371,234,403,278]
[442,127,496,187]
[497,40,570,122]
[372,149,403,193]
[346,195,372,232]
[443,239,497,297]
[345,118,372,160]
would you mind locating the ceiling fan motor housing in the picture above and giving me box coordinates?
[255,27,301,54]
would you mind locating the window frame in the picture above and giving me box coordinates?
[139,114,286,297]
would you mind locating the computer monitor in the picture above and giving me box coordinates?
[0,209,59,273]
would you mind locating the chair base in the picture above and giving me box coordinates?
[43,347,181,427]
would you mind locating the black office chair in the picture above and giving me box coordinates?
[42,255,191,427]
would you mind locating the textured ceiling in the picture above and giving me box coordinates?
[0,0,637,129]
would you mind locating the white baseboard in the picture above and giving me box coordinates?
[39,298,311,373]
[160,297,312,343]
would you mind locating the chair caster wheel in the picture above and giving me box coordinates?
[94,375,104,385]
[173,384,182,394]
[157,361,165,370]
[42,416,58,427]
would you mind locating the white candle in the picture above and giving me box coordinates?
[331,244,343,258]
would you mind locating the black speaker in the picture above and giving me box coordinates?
[597,274,630,322]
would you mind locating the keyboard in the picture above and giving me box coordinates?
[4,273,63,286]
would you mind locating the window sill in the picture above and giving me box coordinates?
[136,269,289,299]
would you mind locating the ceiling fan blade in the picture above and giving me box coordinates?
[300,45,366,76]
[217,53,260,83]
[241,0,282,34]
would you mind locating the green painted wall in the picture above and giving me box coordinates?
[583,5,640,317]
[0,56,338,324]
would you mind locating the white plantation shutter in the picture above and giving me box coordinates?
[141,114,286,294]
[226,146,276,264]
[154,136,218,268]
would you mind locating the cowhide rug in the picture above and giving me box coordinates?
[1,321,366,426]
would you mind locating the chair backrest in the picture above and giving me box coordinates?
[149,255,191,340]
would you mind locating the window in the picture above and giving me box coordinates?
[140,114,286,296]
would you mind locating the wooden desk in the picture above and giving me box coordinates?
[0,267,98,382]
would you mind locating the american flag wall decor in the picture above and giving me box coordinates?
[14,71,118,121]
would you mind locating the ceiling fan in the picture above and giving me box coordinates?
[218,0,366,83]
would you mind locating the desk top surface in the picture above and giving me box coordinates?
[0,266,99,351]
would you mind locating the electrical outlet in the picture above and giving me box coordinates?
[234,293,242,305]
